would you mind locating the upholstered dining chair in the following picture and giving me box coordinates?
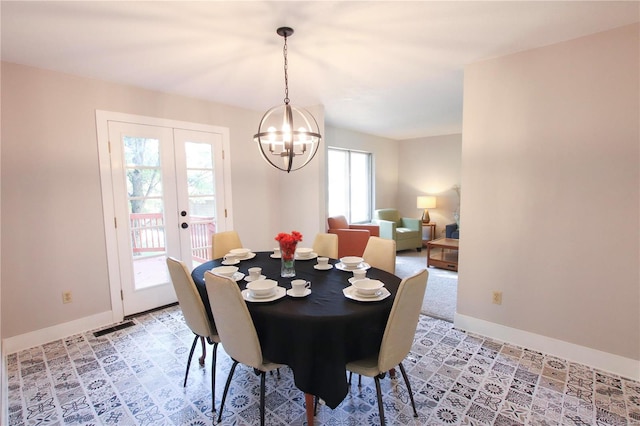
[204,271,285,426]
[312,233,339,259]
[166,257,220,412]
[211,230,243,260]
[362,236,397,275]
[346,268,428,425]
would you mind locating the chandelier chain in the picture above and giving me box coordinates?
[283,34,289,105]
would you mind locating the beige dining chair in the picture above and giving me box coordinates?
[346,268,428,425]
[312,232,339,259]
[362,236,397,274]
[166,257,220,412]
[204,271,284,426]
[211,230,243,260]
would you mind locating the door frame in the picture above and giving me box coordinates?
[96,110,232,323]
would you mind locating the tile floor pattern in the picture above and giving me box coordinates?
[7,305,640,425]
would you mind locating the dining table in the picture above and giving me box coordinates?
[191,251,401,425]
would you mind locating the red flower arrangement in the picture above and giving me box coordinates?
[275,231,303,261]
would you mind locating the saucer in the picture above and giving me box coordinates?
[242,286,286,302]
[231,272,245,282]
[295,253,318,261]
[270,253,281,259]
[221,259,240,265]
[286,288,311,298]
[343,285,390,302]
[245,274,266,282]
[237,252,256,261]
[335,262,371,272]
[314,264,333,270]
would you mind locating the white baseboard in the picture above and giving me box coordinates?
[454,313,640,381]
[2,311,115,356]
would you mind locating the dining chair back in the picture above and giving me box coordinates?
[166,257,220,412]
[204,271,283,425]
[211,230,243,260]
[362,236,397,274]
[346,268,428,425]
[312,233,339,259]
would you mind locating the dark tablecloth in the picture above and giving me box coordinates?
[191,252,400,408]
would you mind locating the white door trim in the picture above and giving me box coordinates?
[96,110,232,323]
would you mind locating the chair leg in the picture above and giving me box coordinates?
[348,371,352,385]
[199,336,207,366]
[259,371,266,426]
[398,362,418,418]
[217,360,239,423]
[211,342,218,412]
[373,375,386,426]
[184,334,199,387]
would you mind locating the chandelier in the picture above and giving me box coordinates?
[254,27,322,173]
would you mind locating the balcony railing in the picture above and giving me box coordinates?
[130,213,215,263]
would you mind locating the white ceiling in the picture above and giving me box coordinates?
[2,1,638,140]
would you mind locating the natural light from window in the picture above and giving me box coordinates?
[328,148,372,223]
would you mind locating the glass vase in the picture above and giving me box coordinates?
[280,242,297,278]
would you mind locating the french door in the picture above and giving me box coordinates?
[97,112,231,319]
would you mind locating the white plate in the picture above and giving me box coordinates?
[270,254,281,259]
[245,274,266,282]
[286,288,311,298]
[314,264,333,270]
[221,258,240,265]
[335,262,371,272]
[343,285,390,302]
[295,253,318,261]
[232,272,245,282]
[242,287,286,303]
[236,252,256,261]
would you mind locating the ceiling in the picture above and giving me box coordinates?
[2,1,638,140]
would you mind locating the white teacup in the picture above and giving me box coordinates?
[248,267,262,280]
[290,279,311,296]
[352,269,367,280]
[317,257,329,267]
[222,253,238,263]
[246,279,277,298]
[273,247,281,257]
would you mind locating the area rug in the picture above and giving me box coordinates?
[395,250,457,322]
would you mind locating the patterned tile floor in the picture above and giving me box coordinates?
[7,305,640,425]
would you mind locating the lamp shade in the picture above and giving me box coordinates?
[417,196,436,209]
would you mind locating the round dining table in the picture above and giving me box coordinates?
[191,251,401,422]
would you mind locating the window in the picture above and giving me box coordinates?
[328,148,373,223]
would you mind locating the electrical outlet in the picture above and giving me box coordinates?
[62,291,73,304]
[492,291,502,305]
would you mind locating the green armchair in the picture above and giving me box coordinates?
[373,209,422,252]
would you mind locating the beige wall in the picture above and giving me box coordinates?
[398,134,462,236]
[324,126,398,215]
[1,62,325,338]
[460,24,639,361]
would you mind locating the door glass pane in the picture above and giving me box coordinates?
[328,148,372,223]
[185,141,216,265]
[350,152,371,223]
[124,136,168,290]
[328,149,348,217]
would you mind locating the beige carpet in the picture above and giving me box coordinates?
[395,250,457,322]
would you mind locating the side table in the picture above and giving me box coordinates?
[421,222,436,247]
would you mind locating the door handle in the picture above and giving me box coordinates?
[181,222,189,229]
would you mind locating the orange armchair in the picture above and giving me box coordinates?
[327,216,380,258]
